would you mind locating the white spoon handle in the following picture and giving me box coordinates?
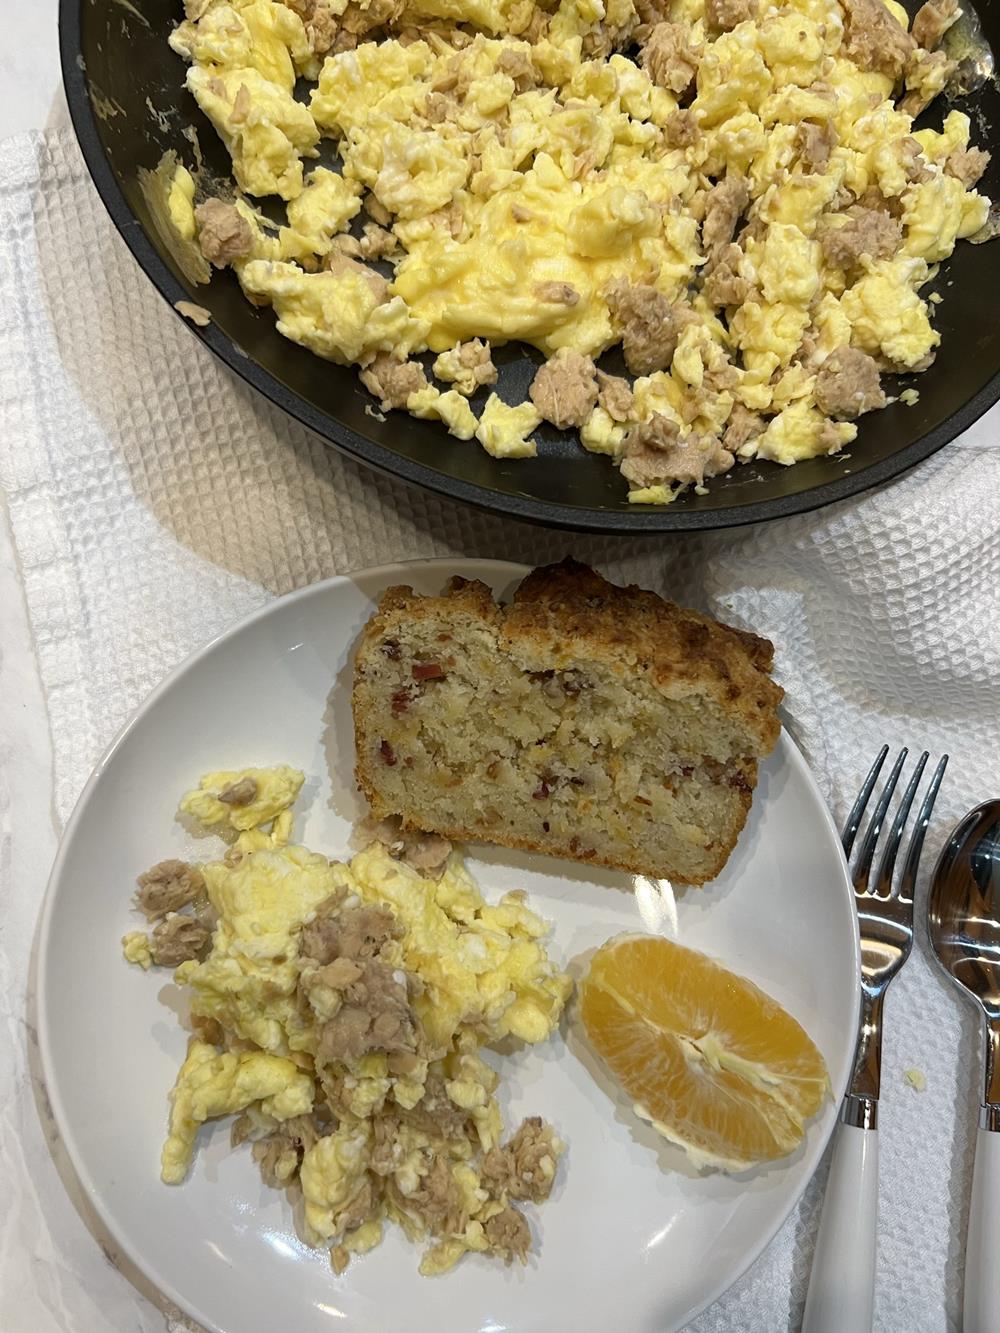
[964,1124,1000,1333]
[801,1120,878,1333]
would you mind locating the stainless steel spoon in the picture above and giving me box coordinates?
[943,3,995,99]
[928,800,1000,1333]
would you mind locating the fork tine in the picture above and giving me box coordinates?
[842,744,889,857]
[896,754,949,903]
[873,751,928,898]
[852,748,907,892]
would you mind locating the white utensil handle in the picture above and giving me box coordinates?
[964,1126,1000,1333]
[801,1121,878,1333]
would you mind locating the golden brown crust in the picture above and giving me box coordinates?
[353,579,500,660]
[366,804,750,884]
[369,767,756,884]
[505,559,782,751]
[364,578,500,624]
[352,561,782,885]
[355,760,757,885]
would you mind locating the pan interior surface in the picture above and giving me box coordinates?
[61,0,1000,531]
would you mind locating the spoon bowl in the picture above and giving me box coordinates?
[928,801,1000,1033]
[927,799,1000,1333]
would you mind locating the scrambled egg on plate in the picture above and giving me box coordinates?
[122,767,571,1275]
[166,0,991,501]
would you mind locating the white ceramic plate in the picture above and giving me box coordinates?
[38,559,860,1333]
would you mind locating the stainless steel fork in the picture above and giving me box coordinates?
[801,746,948,1333]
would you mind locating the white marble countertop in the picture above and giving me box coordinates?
[0,5,62,913]
[1,11,83,1333]
[0,6,62,897]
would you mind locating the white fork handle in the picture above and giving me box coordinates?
[801,1121,878,1333]
[964,1126,1000,1333]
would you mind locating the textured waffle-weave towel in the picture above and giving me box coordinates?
[1,127,999,1333]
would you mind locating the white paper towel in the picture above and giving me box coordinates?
[1,127,998,1333]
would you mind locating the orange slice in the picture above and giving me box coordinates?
[579,934,830,1171]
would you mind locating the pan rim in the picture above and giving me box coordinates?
[58,0,1000,534]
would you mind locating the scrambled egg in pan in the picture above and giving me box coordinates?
[166,0,991,501]
[122,767,571,1275]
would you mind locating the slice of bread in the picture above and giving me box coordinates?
[353,560,783,885]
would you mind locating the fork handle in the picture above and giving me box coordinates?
[964,1122,1000,1333]
[801,1117,878,1333]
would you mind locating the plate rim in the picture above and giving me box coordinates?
[36,558,862,1332]
[57,0,1000,534]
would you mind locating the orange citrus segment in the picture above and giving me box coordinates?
[580,935,830,1171]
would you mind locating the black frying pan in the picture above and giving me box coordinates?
[59,0,1000,532]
